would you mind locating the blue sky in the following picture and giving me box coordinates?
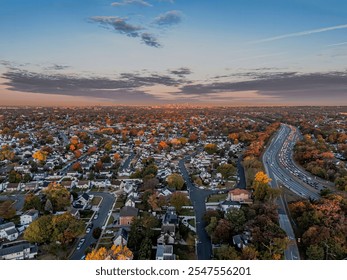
[1,0,347,106]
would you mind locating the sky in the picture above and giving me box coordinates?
[1,0,347,106]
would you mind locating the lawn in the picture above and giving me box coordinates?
[179,208,195,216]
[79,210,94,219]
[207,193,227,203]
[91,196,102,206]
[188,218,195,228]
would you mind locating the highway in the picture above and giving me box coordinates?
[263,124,302,260]
[264,124,321,200]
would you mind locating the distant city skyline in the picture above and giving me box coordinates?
[1,0,347,106]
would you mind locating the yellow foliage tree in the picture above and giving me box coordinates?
[254,171,271,185]
[33,150,47,162]
[86,245,133,260]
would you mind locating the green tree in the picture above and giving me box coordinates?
[225,208,246,234]
[23,194,42,212]
[167,173,185,190]
[217,164,236,179]
[214,245,240,260]
[205,216,218,237]
[8,170,21,183]
[306,244,325,260]
[24,215,53,244]
[92,227,102,239]
[138,237,152,260]
[0,200,16,219]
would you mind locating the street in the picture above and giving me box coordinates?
[69,192,115,260]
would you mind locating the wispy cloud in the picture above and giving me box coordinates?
[327,41,347,47]
[253,24,347,43]
[90,16,162,47]
[169,67,192,77]
[90,16,142,37]
[153,10,182,26]
[111,0,152,7]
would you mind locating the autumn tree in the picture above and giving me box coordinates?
[51,212,84,245]
[72,162,82,172]
[24,215,53,244]
[252,172,280,202]
[0,145,15,161]
[86,245,133,260]
[23,194,42,212]
[214,245,240,260]
[0,200,16,219]
[43,183,71,212]
[204,143,218,155]
[33,150,48,162]
[170,192,189,213]
[167,173,185,190]
[217,164,236,179]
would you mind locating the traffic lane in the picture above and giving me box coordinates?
[70,192,115,260]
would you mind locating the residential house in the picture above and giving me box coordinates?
[124,196,136,208]
[157,224,175,245]
[119,206,138,226]
[113,228,128,246]
[155,244,176,260]
[20,209,39,226]
[233,232,251,249]
[220,200,241,212]
[69,208,80,219]
[163,207,178,225]
[228,188,251,202]
[0,241,38,260]
[0,222,18,241]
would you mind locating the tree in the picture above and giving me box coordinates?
[241,246,259,260]
[24,215,53,244]
[306,244,325,259]
[138,237,152,260]
[205,216,218,237]
[217,164,236,179]
[51,213,84,245]
[92,227,102,239]
[167,173,185,190]
[214,245,240,260]
[143,178,159,190]
[252,172,280,202]
[33,150,48,162]
[23,194,42,211]
[72,162,82,172]
[204,143,218,154]
[170,192,189,212]
[8,170,21,183]
[225,208,246,234]
[44,183,71,212]
[86,245,133,260]
[213,219,232,244]
[0,200,16,219]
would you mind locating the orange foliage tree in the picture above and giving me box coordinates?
[86,245,133,260]
[33,150,48,162]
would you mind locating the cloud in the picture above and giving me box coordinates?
[90,16,163,47]
[90,16,142,37]
[2,69,185,102]
[141,33,161,48]
[157,0,174,3]
[177,71,347,101]
[327,42,347,47]
[44,64,70,71]
[253,24,347,43]
[169,67,192,77]
[111,0,152,7]
[153,10,182,26]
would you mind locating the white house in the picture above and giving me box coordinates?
[113,228,128,246]
[0,222,18,241]
[20,209,39,226]
[0,241,38,260]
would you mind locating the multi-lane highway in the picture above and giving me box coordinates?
[263,124,302,260]
[264,124,321,200]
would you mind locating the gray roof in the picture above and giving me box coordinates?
[0,241,37,257]
[115,228,128,240]
[5,228,18,235]
[23,209,39,217]
[0,222,15,231]
[119,206,138,217]
[156,244,174,259]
